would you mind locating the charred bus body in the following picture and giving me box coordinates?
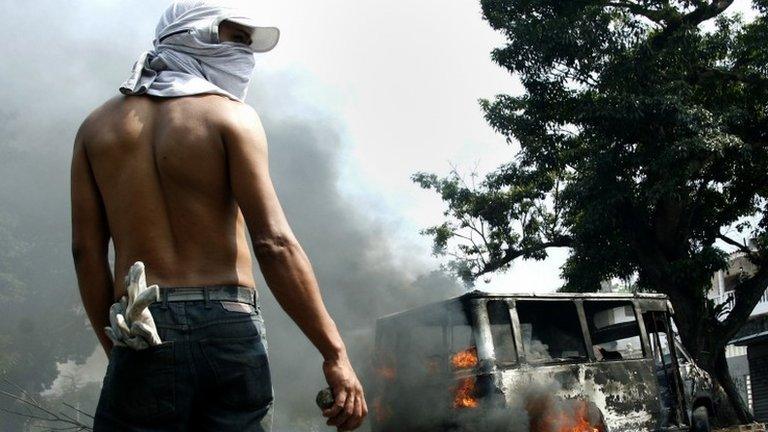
[371,292,721,432]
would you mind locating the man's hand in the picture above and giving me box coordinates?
[322,355,368,431]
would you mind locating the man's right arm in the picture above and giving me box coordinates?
[220,104,367,431]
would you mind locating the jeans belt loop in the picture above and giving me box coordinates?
[203,286,212,309]
[161,288,170,309]
[252,290,260,313]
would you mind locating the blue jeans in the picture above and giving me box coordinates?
[94,297,273,432]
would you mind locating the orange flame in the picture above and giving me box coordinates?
[452,377,479,409]
[451,347,478,369]
[562,409,599,432]
[529,398,600,432]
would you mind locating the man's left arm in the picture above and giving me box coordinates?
[70,127,114,358]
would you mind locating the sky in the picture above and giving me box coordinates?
[251,0,564,292]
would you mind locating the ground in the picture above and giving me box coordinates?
[715,424,766,432]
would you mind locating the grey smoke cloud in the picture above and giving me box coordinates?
[250,84,464,429]
[0,0,461,430]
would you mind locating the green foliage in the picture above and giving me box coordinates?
[415,0,768,295]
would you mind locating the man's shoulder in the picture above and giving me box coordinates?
[80,96,121,132]
[169,94,260,121]
[169,96,265,143]
[75,96,127,145]
[77,95,147,135]
[76,95,264,149]
[210,98,265,144]
[151,94,263,133]
[214,98,262,129]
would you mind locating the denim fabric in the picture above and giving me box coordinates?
[94,296,273,432]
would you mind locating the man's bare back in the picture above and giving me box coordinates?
[72,91,367,430]
[72,4,366,428]
[78,94,257,298]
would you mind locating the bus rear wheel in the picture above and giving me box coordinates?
[691,406,711,432]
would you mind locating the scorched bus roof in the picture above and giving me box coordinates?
[376,290,672,325]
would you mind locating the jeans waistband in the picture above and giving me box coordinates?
[154,285,257,306]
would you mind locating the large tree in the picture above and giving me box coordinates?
[413,0,768,423]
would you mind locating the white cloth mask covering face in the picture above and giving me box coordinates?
[120,0,276,102]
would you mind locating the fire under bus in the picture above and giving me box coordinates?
[371,292,722,432]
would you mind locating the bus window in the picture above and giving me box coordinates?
[516,301,588,363]
[584,301,644,361]
[400,306,475,382]
[487,300,516,364]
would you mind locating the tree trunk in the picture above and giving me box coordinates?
[712,346,753,424]
[669,288,753,426]
[683,326,753,425]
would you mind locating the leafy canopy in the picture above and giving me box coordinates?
[414,0,768,307]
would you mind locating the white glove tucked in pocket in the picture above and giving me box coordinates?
[104,261,163,350]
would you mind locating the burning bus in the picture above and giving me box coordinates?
[371,291,720,432]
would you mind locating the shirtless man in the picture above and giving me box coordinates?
[70,1,366,430]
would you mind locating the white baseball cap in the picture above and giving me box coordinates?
[220,14,280,52]
[156,1,281,53]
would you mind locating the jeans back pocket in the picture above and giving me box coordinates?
[200,335,273,410]
[106,342,176,421]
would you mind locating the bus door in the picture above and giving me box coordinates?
[644,310,689,429]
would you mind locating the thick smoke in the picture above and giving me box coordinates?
[0,1,462,431]
[249,84,464,429]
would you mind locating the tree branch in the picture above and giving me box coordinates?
[0,385,93,431]
[679,0,735,27]
[718,234,755,259]
[463,217,494,257]
[647,0,735,49]
[605,1,673,23]
[693,66,768,91]
[475,235,573,278]
[720,260,768,340]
